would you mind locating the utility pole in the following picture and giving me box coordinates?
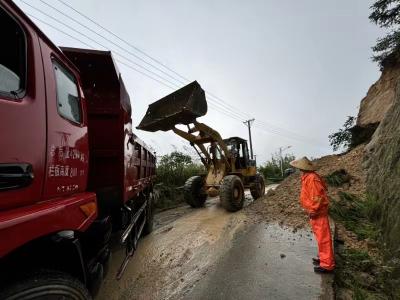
[279,145,292,177]
[243,119,255,159]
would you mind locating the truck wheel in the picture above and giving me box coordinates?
[0,270,91,300]
[184,176,207,208]
[143,191,154,235]
[250,174,266,200]
[220,175,244,212]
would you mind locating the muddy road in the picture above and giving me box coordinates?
[98,185,333,300]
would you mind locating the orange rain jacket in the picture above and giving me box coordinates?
[300,171,335,270]
[300,172,329,216]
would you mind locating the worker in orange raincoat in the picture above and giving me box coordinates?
[290,157,335,273]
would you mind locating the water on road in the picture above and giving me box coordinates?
[98,185,333,300]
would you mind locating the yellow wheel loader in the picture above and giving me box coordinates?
[137,81,265,212]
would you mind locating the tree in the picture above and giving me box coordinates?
[328,116,355,152]
[258,152,296,181]
[370,0,400,65]
[156,151,204,187]
[158,151,192,171]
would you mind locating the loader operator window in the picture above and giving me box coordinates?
[53,61,82,123]
[0,7,26,97]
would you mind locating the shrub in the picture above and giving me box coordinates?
[328,116,355,152]
[156,151,205,187]
[155,151,205,210]
[324,169,350,187]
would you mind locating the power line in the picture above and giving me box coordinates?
[55,0,189,83]
[39,0,186,86]
[206,90,253,119]
[24,13,246,122]
[19,1,249,121]
[54,0,256,122]
[255,119,323,145]
[26,14,178,90]
[253,124,325,147]
[40,0,252,121]
[21,0,183,88]
[18,1,325,146]
[27,10,317,143]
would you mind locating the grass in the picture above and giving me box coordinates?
[335,247,391,300]
[331,192,394,299]
[154,184,185,211]
[329,192,381,241]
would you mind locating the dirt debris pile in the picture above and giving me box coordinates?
[245,145,366,230]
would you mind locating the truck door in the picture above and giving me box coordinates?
[38,42,89,199]
[0,4,46,210]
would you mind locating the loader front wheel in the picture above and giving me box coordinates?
[250,174,266,200]
[220,175,244,212]
[184,176,207,208]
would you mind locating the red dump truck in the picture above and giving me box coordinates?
[0,1,156,298]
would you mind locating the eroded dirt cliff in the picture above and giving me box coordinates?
[357,60,400,127]
[363,79,400,297]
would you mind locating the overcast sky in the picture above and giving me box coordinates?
[14,0,384,164]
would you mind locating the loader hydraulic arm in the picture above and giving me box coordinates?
[137,81,233,171]
[172,121,231,170]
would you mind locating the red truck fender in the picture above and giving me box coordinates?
[0,192,97,257]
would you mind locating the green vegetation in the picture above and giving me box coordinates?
[370,0,400,66]
[156,151,204,187]
[329,192,381,240]
[324,169,350,187]
[331,192,395,299]
[335,247,389,300]
[155,151,205,210]
[258,152,295,182]
[328,116,355,152]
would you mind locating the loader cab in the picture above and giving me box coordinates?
[224,137,254,170]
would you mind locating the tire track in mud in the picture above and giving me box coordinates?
[98,197,248,300]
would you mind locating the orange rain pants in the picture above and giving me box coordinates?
[301,172,335,270]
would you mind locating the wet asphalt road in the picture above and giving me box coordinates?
[181,223,333,300]
[98,186,333,300]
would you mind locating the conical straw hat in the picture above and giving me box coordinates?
[289,157,318,171]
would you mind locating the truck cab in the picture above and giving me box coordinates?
[0,1,155,298]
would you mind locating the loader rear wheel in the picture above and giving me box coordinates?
[0,270,91,300]
[184,176,207,208]
[220,175,244,212]
[250,174,266,200]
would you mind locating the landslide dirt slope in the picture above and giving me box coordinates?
[246,145,366,231]
[357,60,400,127]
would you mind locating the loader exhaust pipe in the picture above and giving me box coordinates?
[137,81,207,132]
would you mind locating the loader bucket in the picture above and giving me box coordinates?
[137,81,207,132]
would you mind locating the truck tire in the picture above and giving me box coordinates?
[184,176,207,208]
[220,175,245,212]
[143,191,154,235]
[250,174,266,200]
[0,270,91,300]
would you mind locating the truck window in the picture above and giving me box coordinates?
[0,6,26,96]
[53,61,81,123]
